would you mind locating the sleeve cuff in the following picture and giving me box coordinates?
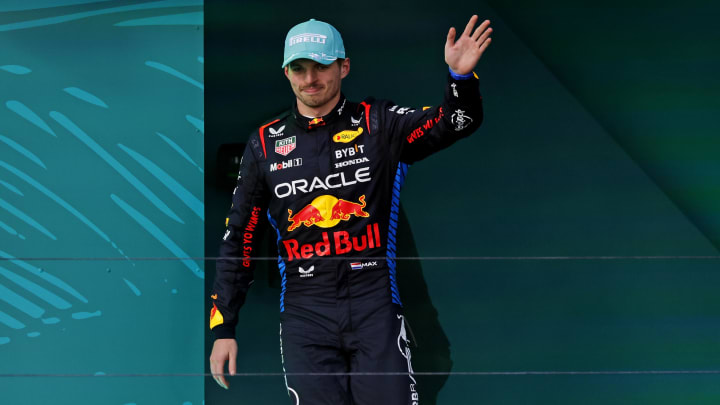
[211,324,236,340]
[448,67,476,80]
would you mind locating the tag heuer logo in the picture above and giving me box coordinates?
[275,136,296,156]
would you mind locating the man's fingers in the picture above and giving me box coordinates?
[229,350,237,376]
[210,359,229,389]
[210,360,220,383]
[215,371,229,390]
[471,20,491,41]
[463,14,478,36]
[478,37,492,55]
[476,26,493,47]
[217,375,229,389]
[446,27,456,48]
[213,376,227,390]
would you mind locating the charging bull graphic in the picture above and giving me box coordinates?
[287,195,369,231]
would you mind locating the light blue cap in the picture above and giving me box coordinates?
[282,19,345,68]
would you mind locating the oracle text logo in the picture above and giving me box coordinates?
[274,167,371,198]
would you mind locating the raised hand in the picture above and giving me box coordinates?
[445,15,493,75]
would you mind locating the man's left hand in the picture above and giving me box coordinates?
[445,15,493,75]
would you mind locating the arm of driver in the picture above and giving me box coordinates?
[210,338,238,389]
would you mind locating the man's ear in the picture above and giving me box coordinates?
[340,58,350,79]
[284,66,289,79]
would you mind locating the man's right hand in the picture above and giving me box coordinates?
[445,15,493,75]
[210,338,238,389]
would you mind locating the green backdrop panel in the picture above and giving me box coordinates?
[0,1,204,404]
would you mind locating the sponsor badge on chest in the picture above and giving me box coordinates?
[275,136,296,156]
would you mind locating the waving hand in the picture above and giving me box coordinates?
[445,15,493,75]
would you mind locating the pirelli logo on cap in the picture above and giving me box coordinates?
[289,33,327,46]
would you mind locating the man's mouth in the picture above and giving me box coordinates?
[302,86,322,94]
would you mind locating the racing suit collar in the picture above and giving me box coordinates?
[292,94,348,130]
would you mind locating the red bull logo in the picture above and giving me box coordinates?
[283,223,382,261]
[287,195,369,231]
[308,117,325,129]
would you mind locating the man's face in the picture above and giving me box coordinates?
[284,58,349,111]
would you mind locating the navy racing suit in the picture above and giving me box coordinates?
[210,71,483,405]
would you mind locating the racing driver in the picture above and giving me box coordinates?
[210,15,493,405]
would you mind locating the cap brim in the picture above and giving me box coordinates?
[282,52,339,68]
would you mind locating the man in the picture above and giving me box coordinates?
[210,15,492,404]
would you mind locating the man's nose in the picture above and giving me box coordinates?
[303,69,317,83]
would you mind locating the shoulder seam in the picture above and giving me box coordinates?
[258,118,283,159]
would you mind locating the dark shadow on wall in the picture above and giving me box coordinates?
[397,204,452,405]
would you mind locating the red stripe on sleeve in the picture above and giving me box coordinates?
[258,119,281,159]
[359,102,372,134]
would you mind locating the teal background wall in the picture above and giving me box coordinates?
[205,1,720,404]
[1,0,717,404]
[0,1,204,404]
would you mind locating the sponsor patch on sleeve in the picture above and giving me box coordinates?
[210,303,225,329]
